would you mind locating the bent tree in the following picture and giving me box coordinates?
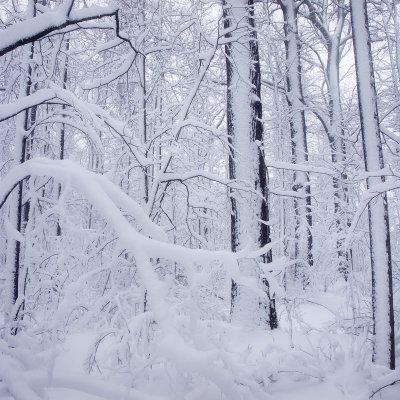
[351,0,395,370]
[223,0,277,329]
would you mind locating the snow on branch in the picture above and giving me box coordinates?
[266,160,336,176]
[369,369,400,398]
[0,2,119,57]
[0,158,278,399]
[345,177,400,249]
[0,158,166,242]
[0,85,150,165]
[0,158,275,271]
[0,89,58,122]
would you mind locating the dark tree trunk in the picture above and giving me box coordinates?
[351,0,395,370]
[10,39,37,334]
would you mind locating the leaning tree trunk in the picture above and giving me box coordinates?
[351,0,395,370]
[223,0,277,329]
[279,0,312,287]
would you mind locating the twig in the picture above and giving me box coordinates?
[370,379,400,398]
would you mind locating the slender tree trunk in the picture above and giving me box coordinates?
[137,0,149,204]
[6,32,36,335]
[302,0,352,279]
[327,36,349,278]
[279,0,312,287]
[223,0,276,329]
[57,37,69,236]
[351,0,395,370]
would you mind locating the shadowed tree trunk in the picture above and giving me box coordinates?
[351,0,395,370]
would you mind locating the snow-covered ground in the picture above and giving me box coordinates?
[1,288,398,400]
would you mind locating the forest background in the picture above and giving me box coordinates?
[0,0,399,399]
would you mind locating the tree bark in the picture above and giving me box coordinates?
[351,0,395,370]
[279,0,312,287]
[6,43,35,335]
[303,0,351,279]
[223,0,276,329]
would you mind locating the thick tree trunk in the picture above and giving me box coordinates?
[351,0,395,370]
[279,0,312,287]
[223,0,276,329]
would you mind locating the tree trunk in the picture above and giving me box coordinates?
[304,0,351,279]
[137,0,149,204]
[6,45,36,334]
[279,0,312,287]
[57,37,69,236]
[223,0,276,329]
[351,0,395,370]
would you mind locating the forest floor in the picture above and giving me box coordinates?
[1,286,399,400]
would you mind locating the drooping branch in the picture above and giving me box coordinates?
[0,158,277,267]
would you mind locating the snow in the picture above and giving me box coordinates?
[0,3,118,57]
[1,159,398,400]
[351,0,395,369]
[280,0,313,277]
[1,289,397,400]
[266,160,336,176]
[0,1,399,399]
[0,85,148,166]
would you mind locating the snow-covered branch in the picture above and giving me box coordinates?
[266,160,336,176]
[0,3,119,57]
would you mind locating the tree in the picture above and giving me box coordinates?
[0,0,399,396]
[0,0,119,57]
[351,0,395,370]
[302,0,352,279]
[223,0,277,328]
[0,0,124,333]
[278,0,313,287]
